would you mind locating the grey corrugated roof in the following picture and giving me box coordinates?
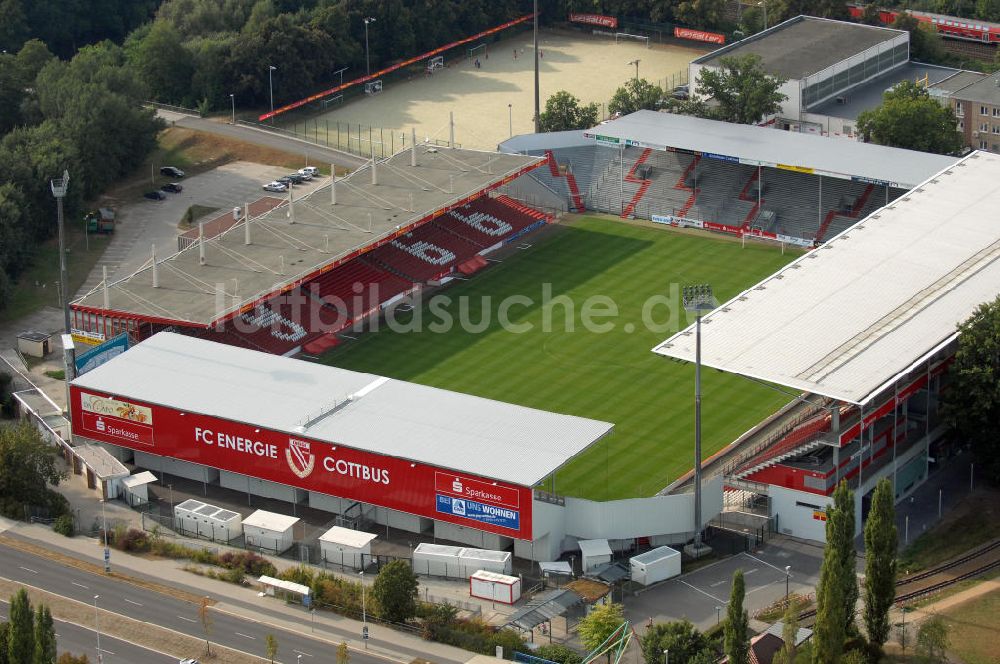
[72,333,613,486]
[950,72,1000,105]
[500,130,591,153]
[653,151,1000,405]
[809,62,961,121]
[586,110,956,187]
[930,70,988,95]
[694,16,903,81]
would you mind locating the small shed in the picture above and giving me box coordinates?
[121,471,157,507]
[73,444,130,500]
[578,539,613,573]
[413,543,464,577]
[258,575,310,605]
[318,526,376,569]
[470,570,522,605]
[17,331,51,358]
[565,578,612,614]
[630,546,681,586]
[174,499,243,542]
[243,509,298,554]
[460,548,512,576]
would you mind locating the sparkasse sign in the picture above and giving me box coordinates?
[69,387,532,539]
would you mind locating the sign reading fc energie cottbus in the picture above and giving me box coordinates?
[70,388,532,539]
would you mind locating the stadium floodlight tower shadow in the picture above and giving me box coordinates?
[683,283,715,559]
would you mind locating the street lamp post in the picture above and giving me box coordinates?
[785,565,791,600]
[364,18,376,76]
[716,605,722,624]
[628,59,641,81]
[663,648,669,664]
[360,570,368,649]
[268,65,277,123]
[508,103,513,137]
[683,284,716,557]
[230,93,235,125]
[94,595,102,663]
[50,171,71,334]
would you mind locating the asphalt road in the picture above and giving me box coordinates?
[0,542,446,664]
[160,111,367,170]
[0,598,177,664]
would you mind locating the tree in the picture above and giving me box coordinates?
[126,22,194,104]
[336,641,350,664]
[32,605,55,664]
[772,0,849,21]
[7,589,33,664]
[812,481,855,664]
[674,0,728,29]
[977,0,1000,21]
[265,633,278,663]
[863,478,897,654]
[942,295,1000,484]
[641,619,712,664]
[56,655,90,664]
[372,560,418,624]
[915,615,949,662]
[724,570,749,664]
[696,54,787,124]
[608,78,663,116]
[539,90,600,132]
[856,80,963,155]
[0,620,9,664]
[832,480,858,635]
[578,602,624,655]
[535,644,583,664]
[0,0,28,53]
[891,13,947,64]
[859,3,882,25]
[198,596,213,657]
[772,598,799,664]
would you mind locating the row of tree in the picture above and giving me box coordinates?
[0,38,161,310]
[0,588,56,664]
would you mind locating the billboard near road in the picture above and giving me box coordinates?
[69,386,532,539]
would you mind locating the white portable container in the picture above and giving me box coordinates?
[173,499,244,542]
[460,548,513,576]
[629,546,681,586]
[470,570,521,604]
[578,539,613,573]
[243,509,298,554]
[413,543,464,577]
[318,526,377,569]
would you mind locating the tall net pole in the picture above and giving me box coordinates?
[533,0,540,133]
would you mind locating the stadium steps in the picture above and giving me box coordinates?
[495,194,553,222]
[621,148,654,218]
[730,412,834,480]
[544,150,585,211]
[675,155,702,218]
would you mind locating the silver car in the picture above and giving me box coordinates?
[262,181,288,193]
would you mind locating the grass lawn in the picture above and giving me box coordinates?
[939,588,1000,664]
[898,490,1000,573]
[320,216,797,500]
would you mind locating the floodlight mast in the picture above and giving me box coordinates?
[50,170,71,334]
[682,283,715,554]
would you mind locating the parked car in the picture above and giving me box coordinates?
[299,166,319,177]
[276,176,294,186]
[263,181,287,192]
[671,84,689,100]
[143,190,166,201]
[160,166,185,178]
[285,173,306,184]
[161,183,183,193]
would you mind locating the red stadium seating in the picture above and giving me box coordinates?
[304,259,412,323]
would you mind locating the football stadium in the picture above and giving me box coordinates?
[63,15,998,560]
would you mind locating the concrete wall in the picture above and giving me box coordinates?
[770,484,834,542]
[219,470,305,504]
[134,451,219,484]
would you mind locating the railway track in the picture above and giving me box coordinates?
[796,538,1000,625]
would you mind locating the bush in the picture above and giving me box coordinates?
[218,550,276,577]
[535,644,584,664]
[372,560,418,624]
[53,514,75,537]
[418,603,526,655]
[116,528,151,552]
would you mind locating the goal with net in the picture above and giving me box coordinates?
[364,80,383,96]
[615,32,650,48]
[426,55,444,73]
[467,43,487,60]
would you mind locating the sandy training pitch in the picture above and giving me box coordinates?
[282,30,710,151]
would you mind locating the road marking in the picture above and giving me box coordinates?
[709,580,727,587]
[99,648,115,656]
[19,567,37,574]
[745,568,759,575]
[235,632,256,640]
[71,582,89,589]
[177,616,197,623]
[124,598,143,606]
[680,579,725,604]
[293,650,313,657]
[742,552,791,574]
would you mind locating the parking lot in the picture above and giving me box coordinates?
[76,161,329,296]
[624,540,827,630]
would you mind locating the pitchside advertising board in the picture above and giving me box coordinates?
[70,387,532,539]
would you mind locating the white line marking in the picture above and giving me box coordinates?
[742,552,791,574]
[709,580,727,587]
[235,632,256,640]
[19,567,37,574]
[177,616,197,623]
[71,582,89,589]
[745,568,759,575]
[680,580,726,604]
[124,598,142,606]
[99,648,115,656]
[293,650,313,657]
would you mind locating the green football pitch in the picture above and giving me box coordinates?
[320,216,797,500]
